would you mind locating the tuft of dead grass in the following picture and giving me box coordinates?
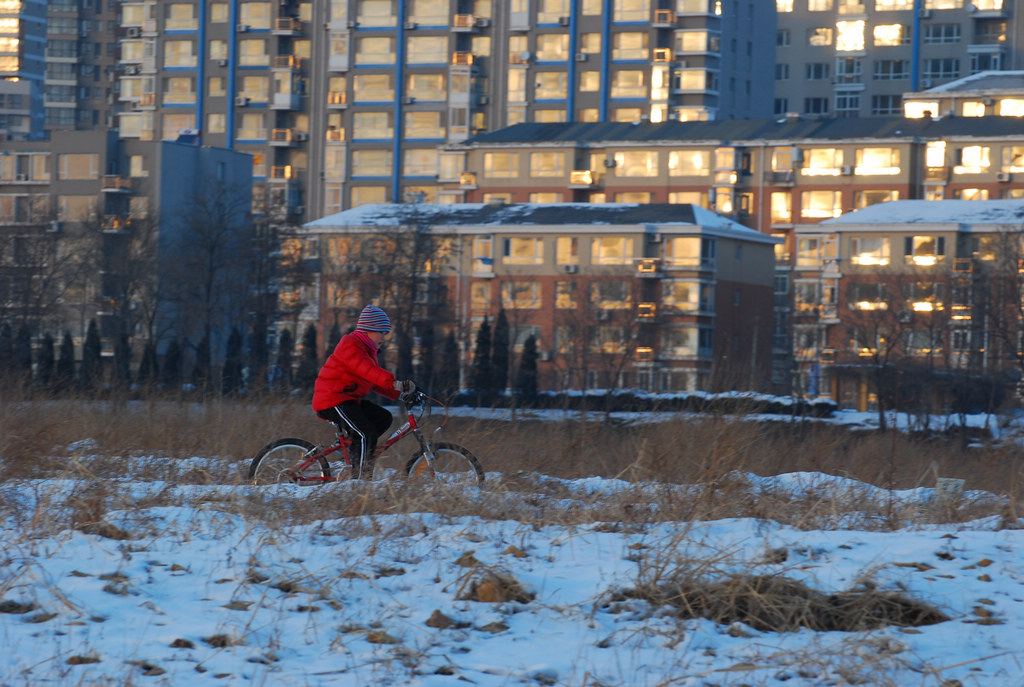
[615,572,949,633]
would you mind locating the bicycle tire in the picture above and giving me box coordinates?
[249,437,332,485]
[405,442,484,486]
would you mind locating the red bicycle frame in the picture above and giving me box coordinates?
[290,399,431,482]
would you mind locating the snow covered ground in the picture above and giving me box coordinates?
[2,408,1023,686]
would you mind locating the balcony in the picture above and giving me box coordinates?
[101,175,132,193]
[635,346,655,362]
[637,258,663,277]
[925,166,950,183]
[652,47,673,63]
[273,17,302,35]
[766,169,796,186]
[451,51,474,66]
[637,302,657,319]
[652,9,677,26]
[271,92,302,110]
[568,169,596,188]
[452,14,479,31]
[327,91,348,108]
[270,128,297,145]
[138,93,156,109]
[273,55,301,70]
[269,165,293,181]
[459,171,477,189]
[325,129,345,142]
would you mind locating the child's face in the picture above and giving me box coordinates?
[365,330,388,347]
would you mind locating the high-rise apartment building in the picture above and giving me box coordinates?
[112,0,775,222]
[43,0,120,132]
[0,0,44,138]
[774,0,1017,119]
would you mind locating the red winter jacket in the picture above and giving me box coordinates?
[312,330,399,411]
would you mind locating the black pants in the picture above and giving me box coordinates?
[317,400,393,479]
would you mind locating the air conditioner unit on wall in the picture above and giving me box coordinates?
[475,17,491,27]
[563,264,578,273]
[997,171,1011,182]
[126,27,141,38]
[558,16,570,26]
[576,53,588,62]
[237,23,250,32]
[235,95,249,106]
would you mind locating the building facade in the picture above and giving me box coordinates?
[774,0,1018,119]
[0,130,252,364]
[110,0,774,222]
[795,199,1024,410]
[301,202,778,393]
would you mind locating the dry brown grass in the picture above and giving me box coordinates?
[2,396,1022,535]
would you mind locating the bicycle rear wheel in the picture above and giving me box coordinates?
[405,442,484,486]
[249,438,332,485]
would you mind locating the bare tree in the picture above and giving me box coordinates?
[161,177,252,382]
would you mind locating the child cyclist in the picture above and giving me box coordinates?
[312,305,416,479]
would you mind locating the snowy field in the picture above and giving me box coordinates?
[2,407,1023,686]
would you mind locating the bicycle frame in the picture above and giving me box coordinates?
[289,397,435,483]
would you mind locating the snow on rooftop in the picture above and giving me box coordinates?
[305,202,768,239]
[822,199,1024,226]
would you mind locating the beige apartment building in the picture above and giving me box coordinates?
[301,202,779,393]
[794,199,1024,410]
[436,115,1024,386]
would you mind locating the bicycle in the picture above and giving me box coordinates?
[248,390,485,486]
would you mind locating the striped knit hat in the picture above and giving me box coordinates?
[356,304,391,333]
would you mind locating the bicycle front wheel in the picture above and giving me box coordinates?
[405,442,484,486]
[249,438,331,485]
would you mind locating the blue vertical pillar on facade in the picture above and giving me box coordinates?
[911,0,921,91]
[196,0,207,144]
[227,0,239,148]
[599,0,612,121]
[393,0,408,202]
[566,0,579,119]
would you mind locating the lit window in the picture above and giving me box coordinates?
[801,148,843,176]
[406,35,447,64]
[355,36,395,64]
[502,238,544,265]
[997,99,1024,116]
[661,327,700,358]
[836,20,865,51]
[808,28,833,47]
[536,33,569,61]
[529,152,565,177]
[854,147,900,175]
[403,149,438,176]
[610,70,647,98]
[954,146,991,174]
[351,149,392,176]
[850,237,890,265]
[873,24,904,46]
[534,71,568,100]
[800,190,843,218]
[770,192,792,223]
[904,235,945,266]
[358,0,397,27]
[404,111,443,139]
[556,237,578,265]
[1002,146,1024,172]
[352,111,392,139]
[591,237,635,265]
[854,189,898,208]
[612,32,648,60]
[668,150,710,176]
[502,281,542,309]
[555,281,577,309]
[483,152,518,178]
[612,150,658,177]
